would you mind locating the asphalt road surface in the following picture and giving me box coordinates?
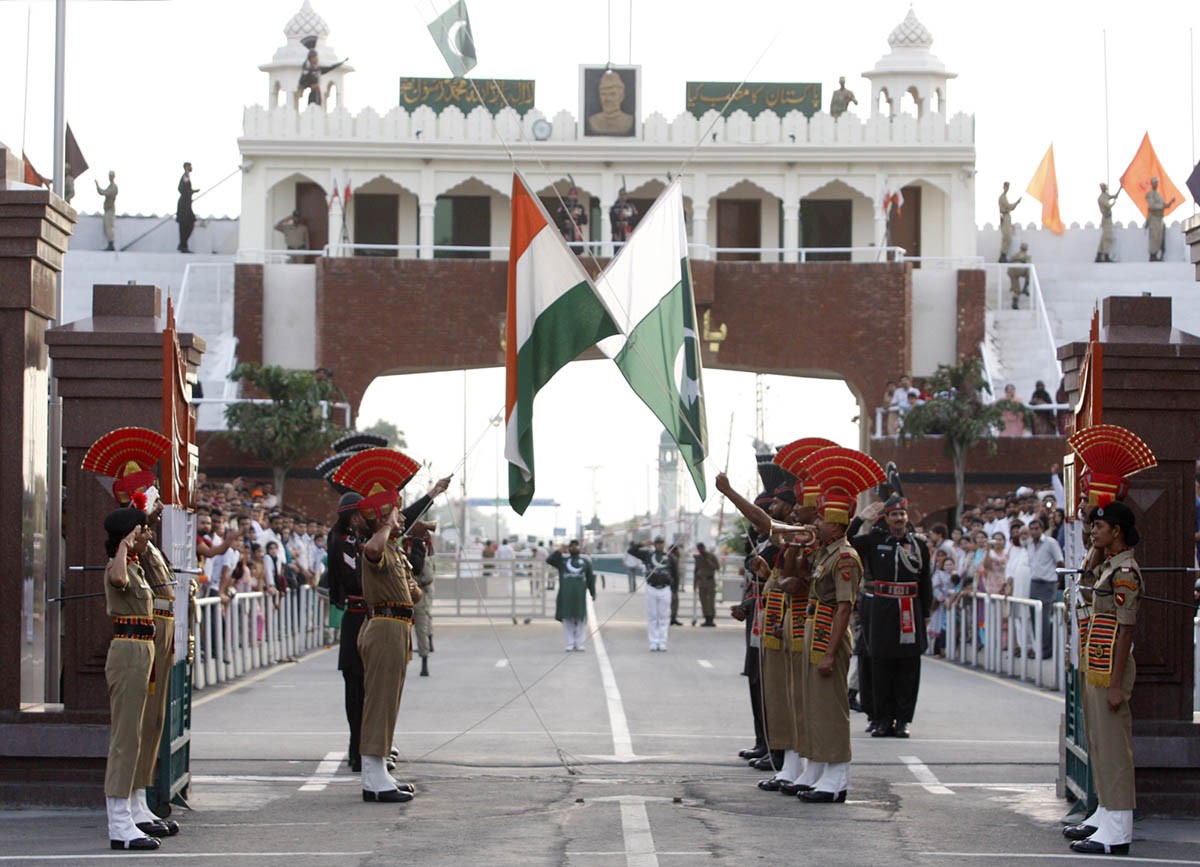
[2,583,1197,865]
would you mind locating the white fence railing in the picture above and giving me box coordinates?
[943,591,1065,691]
[193,585,327,690]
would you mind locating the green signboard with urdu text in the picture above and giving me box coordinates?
[686,81,821,119]
[399,78,536,116]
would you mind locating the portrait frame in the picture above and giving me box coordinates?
[579,65,640,138]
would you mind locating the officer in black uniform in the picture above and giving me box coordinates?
[849,495,932,738]
[328,492,367,772]
[610,188,638,243]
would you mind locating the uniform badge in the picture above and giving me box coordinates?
[1115,592,1126,606]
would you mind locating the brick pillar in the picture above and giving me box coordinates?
[1059,295,1200,815]
[0,157,75,716]
[47,285,202,718]
[955,269,985,360]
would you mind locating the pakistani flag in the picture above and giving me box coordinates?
[427,0,477,78]
[505,172,619,514]
[595,180,708,499]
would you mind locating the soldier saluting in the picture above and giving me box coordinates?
[849,495,931,739]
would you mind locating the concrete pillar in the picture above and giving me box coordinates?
[782,173,799,263]
[689,174,709,261]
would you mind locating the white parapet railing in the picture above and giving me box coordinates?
[193,585,327,690]
[943,591,1065,692]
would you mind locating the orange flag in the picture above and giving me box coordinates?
[1026,144,1064,235]
[1119,132,1184,219]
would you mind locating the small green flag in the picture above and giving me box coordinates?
[427,0,477,79]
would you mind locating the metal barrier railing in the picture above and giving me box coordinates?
[193,585,327,690]
[943,591,1064,691]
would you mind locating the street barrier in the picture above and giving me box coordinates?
[943,591,1065,691]
[193,585,327,690]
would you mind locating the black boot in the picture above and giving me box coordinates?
[702,616,716,627]
[420,656,429,677]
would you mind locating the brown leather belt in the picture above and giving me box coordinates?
[113,617,156,640]
[370,602,413,622]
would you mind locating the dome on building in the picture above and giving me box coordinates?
[260,0,352,110]
[863,7,955,118]
[888,8,934,49]
[284,1,329,41]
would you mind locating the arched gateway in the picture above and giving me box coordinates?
[234,257,981,445]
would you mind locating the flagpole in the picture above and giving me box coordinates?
[1191,27,1196,213]
[21,5,31,157]
[1103,29,1111,184]
[44,0,67,704]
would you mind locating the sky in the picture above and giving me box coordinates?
[3,0,1199,540]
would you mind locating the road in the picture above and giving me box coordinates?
[1,583,1197,865]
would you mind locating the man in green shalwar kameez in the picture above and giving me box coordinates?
[547,540,597,651]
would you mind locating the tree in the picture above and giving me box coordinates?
[224,364,345,506]
[359,418,407,448]
[899,357,1023,525]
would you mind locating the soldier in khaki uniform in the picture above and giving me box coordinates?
[135,539,181,836]
[331,448,425,804]
[101,506,160,851]
[82,427,181,843]
[792,447,884,803]
[1061,423,1156,856]
[716,460,798,782]
[1064,503,1140,855]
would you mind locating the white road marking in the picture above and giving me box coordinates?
[697,659,714,669]
[298,750,346,792]
[0,854,374,862]
[495,659,509,667]
[588,795,677,867]
[922,855,1200,865]
[899,755,954,795]
[895,782,1055,789]
[192,774,356,784]
[926,656,1061,703]
[587,596,637,761]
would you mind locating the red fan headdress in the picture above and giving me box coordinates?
[81,427,171,505]
[330,447,420,521]
[1068,424,1156,507]
[773,437,838,507]
[803,448,886,526]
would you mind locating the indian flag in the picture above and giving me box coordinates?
[505,171,618,514]
[595,179,708,499]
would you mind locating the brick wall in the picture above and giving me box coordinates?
[871,434,1067,523]
[956,269,985,360]
[234,264,264,367]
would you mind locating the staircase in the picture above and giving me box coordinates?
[982,260,1198,403]
[175,262,238,430]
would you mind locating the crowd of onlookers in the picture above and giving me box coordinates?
[878,375,1070,437]
[916,484,1068,659]
[193,476,329,611]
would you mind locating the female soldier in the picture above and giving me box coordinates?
[102,505,160,851]
[1063,501,1140,856]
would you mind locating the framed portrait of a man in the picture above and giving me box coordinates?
[580,65,639,138]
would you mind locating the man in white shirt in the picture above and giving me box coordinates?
[1022,517,1063,659]
[889,375,921,418]
[1004,522,1032,652]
